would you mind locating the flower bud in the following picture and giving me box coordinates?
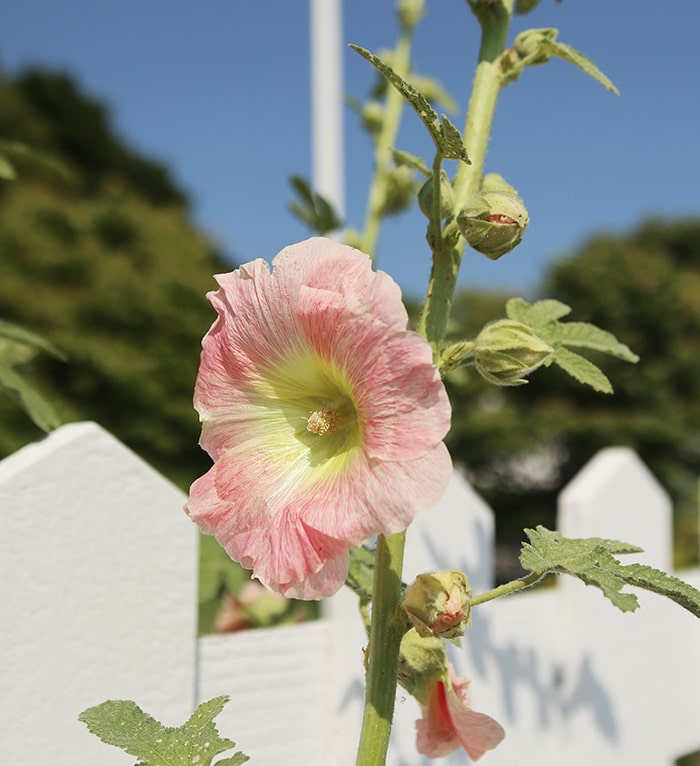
[418,170,456,220]
[514,28,557,66]
[361,101,384,135]
[380,165,417,216]
[402,570,471,640]
[457,174,529,260]
[473,319,553,386]
[397,0,425,28]
[397,628,447,704]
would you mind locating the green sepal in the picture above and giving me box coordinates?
[391,149,431,177]
[508,29,619,95]
[544,37,619,95]
[79,696,249,766]
[520,526,700,618]
[350,45,469,163]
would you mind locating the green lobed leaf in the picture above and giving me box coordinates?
[616,563,700,618]
[550,346,613,393]
[520,526,700,618]
[550,321,639,363]
[79,696,249,766]
[520,526,644,611]
[350,44,443,150]
[506,297,571,328]
[0,361,62,431]
[440,115,470,164]
[542,40,620,95]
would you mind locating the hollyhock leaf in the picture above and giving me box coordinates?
[79,696,249,766]
[187,238,452,599]
[0,361,62,432]
[520,527,700,617]
[440,115,470,163]
[505,297,571,328]
[350,44,443,149]
[551,347,613,393]
[550,321,639,362]
[520,526,642,612]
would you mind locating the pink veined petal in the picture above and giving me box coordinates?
[415,667,505,761]
[187,237,453,598]
[445,678,506,761]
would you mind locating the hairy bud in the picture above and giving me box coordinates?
[418,170,456,220]
[458,173,529,260]
[403,570,471,639]
[473,319,553,385]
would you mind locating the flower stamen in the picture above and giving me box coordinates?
[306,408,342,436]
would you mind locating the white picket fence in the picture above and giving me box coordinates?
[1,421,699,766]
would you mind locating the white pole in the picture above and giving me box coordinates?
[310,0,345,222]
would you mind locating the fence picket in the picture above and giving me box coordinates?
[1,423,698,766]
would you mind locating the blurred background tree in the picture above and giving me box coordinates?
[0,65,222,488]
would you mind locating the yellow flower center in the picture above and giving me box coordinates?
[306,408,342,436]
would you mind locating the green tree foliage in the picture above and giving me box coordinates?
[446,219,700,574]
[0,67,186,205]
[0,66,227,489]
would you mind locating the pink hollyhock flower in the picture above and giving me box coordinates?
[416,664,505,760]
[186,237,452,599]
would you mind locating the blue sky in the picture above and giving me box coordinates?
[3,1,699,300]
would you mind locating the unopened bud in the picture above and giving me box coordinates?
[514,28,557,66]
[397,0,425,28]
[397,628,447,704]
[473,319,553,386]
[418,170,456,219]
[402,570,471,639]
[361,101,384,134]
[458,174,529,260]
[380,165,416,216]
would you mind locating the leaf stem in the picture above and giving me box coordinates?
[354,532,407,766]
[471,571,545,607]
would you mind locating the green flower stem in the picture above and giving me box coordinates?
[359,21,415,259]
[354,531,407,766]
[419,0,514,348]
[471,571,545,607]
[355,5,516,765]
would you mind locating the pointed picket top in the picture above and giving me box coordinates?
[404,467,495,594]
[0,422,199,766]
[558,447,672,570]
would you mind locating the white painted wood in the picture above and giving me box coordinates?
[0,422,199,766]
[1,424,698,765]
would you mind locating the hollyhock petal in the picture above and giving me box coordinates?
[416,664,505,760]
[186,237,452,598]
